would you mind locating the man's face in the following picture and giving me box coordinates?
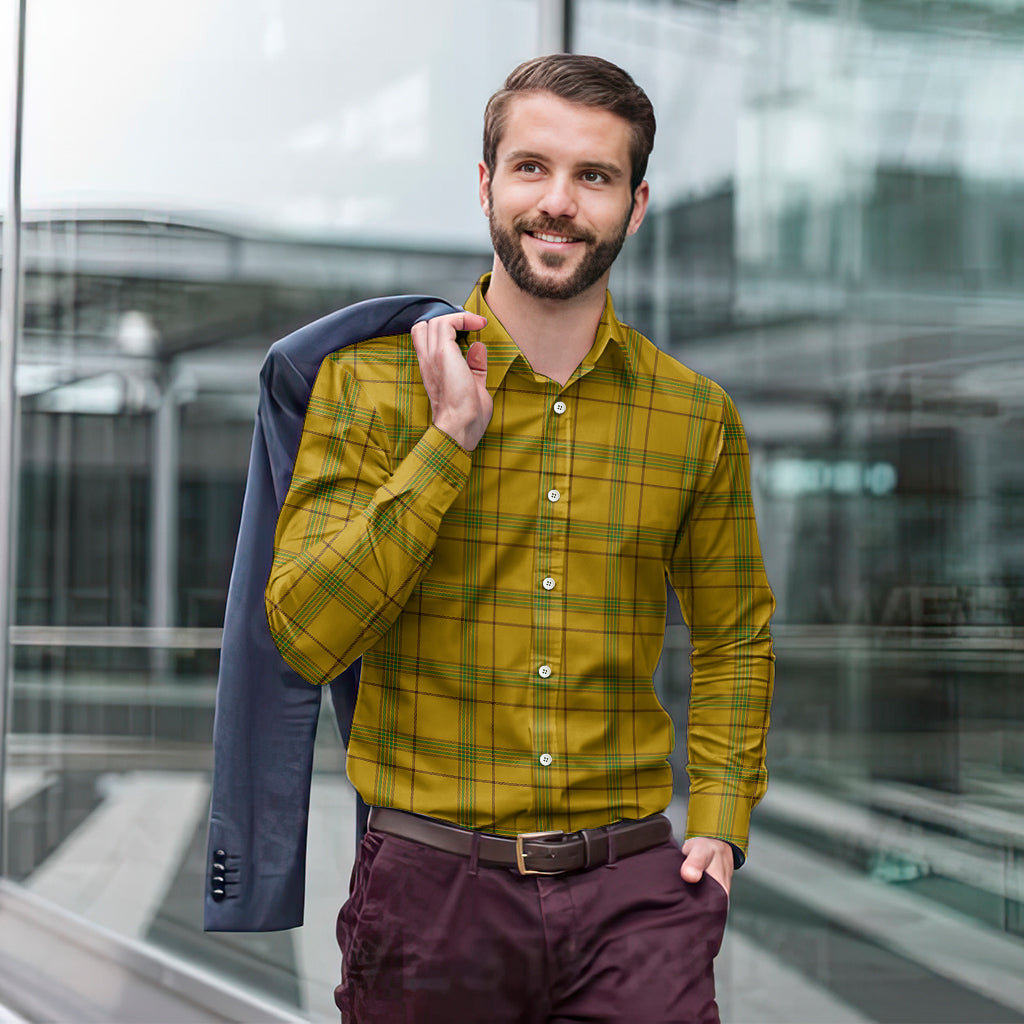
[480,92,649,301]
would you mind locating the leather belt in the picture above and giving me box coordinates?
[368,806,673,875]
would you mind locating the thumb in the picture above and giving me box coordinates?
[680,857,706,883]
[680,843,710,883]
[466,341,488,375]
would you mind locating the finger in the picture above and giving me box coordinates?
[416,311,486,338]
[428,311,487,345]
[453,312,487,333]
[412,321,436,370]
[424,313,464,355]
[411,318,426,349]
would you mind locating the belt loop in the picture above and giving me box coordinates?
[581,829,594,870]
[607,829,618,869]
[468,831,480,877]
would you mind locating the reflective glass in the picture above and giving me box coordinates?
[0,0,19,894]
[11,0,1024,1019]
[0,2,11,213]
[9,1,537,1018]
[576,1,1024,1020]
[21,0,539,248]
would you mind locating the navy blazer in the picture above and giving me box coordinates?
[204,295,459,932]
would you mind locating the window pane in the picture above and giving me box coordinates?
[576,1,1024,1021]
[10,2,537,1018]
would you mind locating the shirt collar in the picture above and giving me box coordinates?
[461,273,638,392]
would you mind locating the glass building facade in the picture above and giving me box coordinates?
[1,1,1023,1020]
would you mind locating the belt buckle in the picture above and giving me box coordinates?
[515,830,565,875]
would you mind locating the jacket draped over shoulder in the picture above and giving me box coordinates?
[204,295,459,933]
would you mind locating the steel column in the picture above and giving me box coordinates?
[537,0,572,53]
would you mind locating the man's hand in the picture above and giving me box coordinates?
[680,836,734,896]
[411,311,490,452]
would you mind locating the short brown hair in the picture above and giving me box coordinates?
[483,54,656,193]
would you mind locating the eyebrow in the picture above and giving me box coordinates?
[502,150,626,181]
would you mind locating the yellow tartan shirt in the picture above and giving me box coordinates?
[266,275,775,853]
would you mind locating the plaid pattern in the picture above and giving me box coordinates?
[267,275,774,852]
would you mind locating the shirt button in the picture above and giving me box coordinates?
[542,577,556,591]
[553,401,566,415]
[538,664,552,678]
[539,753,553,767]
[547,489,560,503]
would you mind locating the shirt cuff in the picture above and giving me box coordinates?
[415,424,473,488]
[383,423,472,522]
[684,788,753,864]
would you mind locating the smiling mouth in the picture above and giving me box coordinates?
[528,231,580,244]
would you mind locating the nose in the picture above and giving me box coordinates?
[536,174,577,220]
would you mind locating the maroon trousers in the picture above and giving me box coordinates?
[335,829,728,1023]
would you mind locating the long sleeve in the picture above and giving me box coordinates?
[266,354,471,686]
[668,390,775,855]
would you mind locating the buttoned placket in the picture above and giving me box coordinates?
[532,383,575,818]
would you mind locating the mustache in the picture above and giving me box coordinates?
[513,216,595,245]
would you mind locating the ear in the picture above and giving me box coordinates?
[478,161,492,216]
[625,180,650,237]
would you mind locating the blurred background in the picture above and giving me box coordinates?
[0,0,1023,1021]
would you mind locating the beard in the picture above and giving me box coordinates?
[488,190,631,301]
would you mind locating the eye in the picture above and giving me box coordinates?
[581,170,608,184]
[517,162,542,175]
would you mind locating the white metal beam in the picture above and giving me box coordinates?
[0,0,28,880]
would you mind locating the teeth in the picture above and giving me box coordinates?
[533,232,575,244]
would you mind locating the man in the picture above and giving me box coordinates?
[266,54,774,1023]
